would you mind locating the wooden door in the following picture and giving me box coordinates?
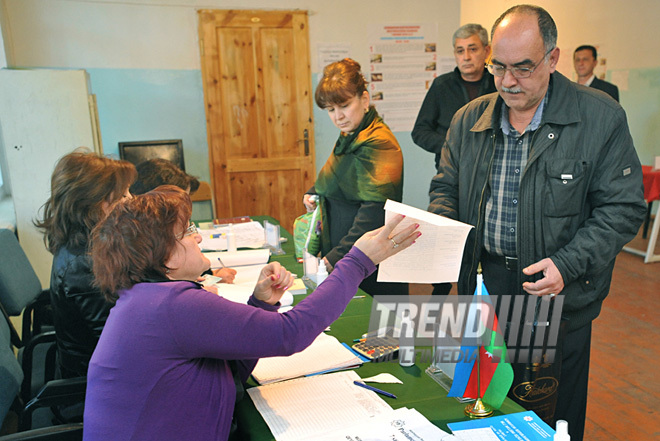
[198,9,315,231]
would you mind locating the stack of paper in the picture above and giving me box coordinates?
[204,249,270,268]
[198,220,266,250]
[247,371,393,441]
[251,333,363,384]
[287,278,308,295]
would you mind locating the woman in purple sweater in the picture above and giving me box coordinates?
[83,185,418,441]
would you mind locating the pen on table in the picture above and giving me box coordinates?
[352,295,365,299]
[217,257,226,269]
[353,381,397,399]
[353,338,366,342]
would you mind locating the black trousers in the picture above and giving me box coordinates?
[481,253,591,441]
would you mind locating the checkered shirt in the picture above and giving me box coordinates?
[484,92,549,257]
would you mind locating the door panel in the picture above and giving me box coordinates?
[199,10,315,231]
[217,27,259,159]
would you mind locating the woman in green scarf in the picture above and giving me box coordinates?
[303,58,407,296]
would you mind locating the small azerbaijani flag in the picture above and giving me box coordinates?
[447,274,514,409]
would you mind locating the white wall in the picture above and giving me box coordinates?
[1,0,461,211]
[461,0,660,73]
[460,0,660,165]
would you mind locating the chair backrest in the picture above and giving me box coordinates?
[0,314,24,425]
[0,230,43,316]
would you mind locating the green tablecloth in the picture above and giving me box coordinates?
[216,216,525,439]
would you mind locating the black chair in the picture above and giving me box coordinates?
[0,229,56,408]
[0,229,86,431]
[0,229,52,347]
[0,312,83,440]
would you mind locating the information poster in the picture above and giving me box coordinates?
[367,23,440,132]
[317,43,351,72]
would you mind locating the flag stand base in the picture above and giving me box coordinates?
[464,398,493,418]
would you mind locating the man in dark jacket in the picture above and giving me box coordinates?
[429,5,645,441]
[412,23,496,171]
[574,45,619,101]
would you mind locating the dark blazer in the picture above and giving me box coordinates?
[590,77,619,102]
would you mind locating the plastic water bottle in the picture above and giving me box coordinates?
[226,224,237,252]
[554,420,570,441]
[399,313,415,367]
[316,259,328,285]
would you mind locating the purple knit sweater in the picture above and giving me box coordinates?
[83,247,374,441]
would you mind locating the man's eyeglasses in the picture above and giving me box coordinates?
[486,48,554,79]
[176,223,198,240]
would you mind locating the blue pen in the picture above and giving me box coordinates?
[353,381,397,399]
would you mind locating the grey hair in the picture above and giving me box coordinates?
[491,4,557,53]
[452,23,489,47]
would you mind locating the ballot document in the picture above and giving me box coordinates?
[377,200,473,283]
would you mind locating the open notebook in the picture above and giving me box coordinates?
[248,371,392,441]
[251,333,363,385]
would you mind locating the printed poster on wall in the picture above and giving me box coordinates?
[367,23,441,132]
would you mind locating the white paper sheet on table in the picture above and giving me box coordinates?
[315,407,452,441]
[247,371,392,441]
[204,249,270,268]
[198,221,265,250]
[361,373,403,384]
[251,333,363,384]
[377,200,473,284]
[212,263,265,304]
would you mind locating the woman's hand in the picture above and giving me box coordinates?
[354,214,420,265]
[253,262,294,305]
[212,267,237,284]
[303,194,318,212]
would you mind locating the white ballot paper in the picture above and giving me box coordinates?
[315,407,452,441]
[248,371,393,441]
[211,263,266,304]
[378,200,473,284]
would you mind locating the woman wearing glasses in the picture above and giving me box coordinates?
[83,185,419,440]
[36,149,137,379]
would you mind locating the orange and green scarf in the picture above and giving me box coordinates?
[315,107,403,253]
